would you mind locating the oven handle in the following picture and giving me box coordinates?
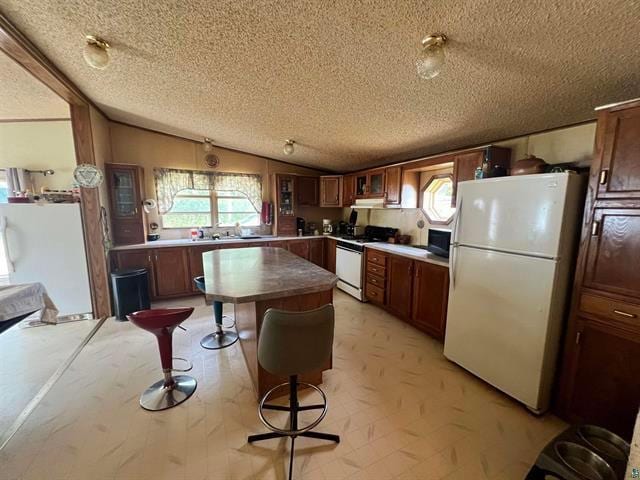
[336,246,363,254]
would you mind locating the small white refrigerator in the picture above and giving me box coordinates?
[0,203,93,317]
[443,173,584,413]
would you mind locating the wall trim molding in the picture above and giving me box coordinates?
[0,12,111,318]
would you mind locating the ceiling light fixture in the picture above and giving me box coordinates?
[416,33,447,79]
[203,137,214,152]
[83,35,111,70]
[283,139,295,155]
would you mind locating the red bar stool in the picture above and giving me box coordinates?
[127,307,197,411]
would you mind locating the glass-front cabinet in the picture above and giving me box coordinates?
[278,176,294,215]
[355,169,385,198]
[111,168,138,217]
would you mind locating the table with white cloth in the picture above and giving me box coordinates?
[0,283,59,334]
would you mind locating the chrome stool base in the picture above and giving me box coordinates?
[140,375,197,411]
[200,330,239,350]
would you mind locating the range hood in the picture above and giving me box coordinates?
[349,198,388,209]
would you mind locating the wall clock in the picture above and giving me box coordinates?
[204,153,220,168]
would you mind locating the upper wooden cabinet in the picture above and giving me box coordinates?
[450,147,511,207]
[296,176,319,206]
[274,174,296,236]
[595,104,640,199]
[356,169,385,198]
[583,208,640,300]
[342,175,356,206]
[105,163,147,245]
[319,176,342,207]
[384,166,402,205]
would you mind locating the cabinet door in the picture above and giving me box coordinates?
[355,174,367,197]
[596,105,640,199]
[411,262,449,340]
[153,248,191,297]
[268,241,288,248]
[296,176,319,206]
[320,176,342,207]
[112,220,145,246]
[114,249,156,298]
[565,319,640,440]
[343,175,356,206]
[368,170,386,197]
[451,151,483,207]
[287,239,310,259]
[324,238,336,273]
[188,246,218,292]
[108,166,140,218]
[386,255,413,319]
[309,239,324,267]
[385,166,402,205]
[583,209,640,300]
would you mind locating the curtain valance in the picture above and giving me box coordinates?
[154,168,262,214]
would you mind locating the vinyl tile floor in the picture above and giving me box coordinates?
[0,290,566,480]
[0,317,99,439]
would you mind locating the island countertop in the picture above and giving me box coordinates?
[203,247,338,303]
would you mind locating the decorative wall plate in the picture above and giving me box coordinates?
[204,153,220,168]
[73,164,104,188]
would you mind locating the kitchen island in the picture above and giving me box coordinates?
[202,247,338,398]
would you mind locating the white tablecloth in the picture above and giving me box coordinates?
[0,283,59,324]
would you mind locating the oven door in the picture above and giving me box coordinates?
[336,246,363,290]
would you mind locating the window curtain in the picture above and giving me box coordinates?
[154,168,262,214]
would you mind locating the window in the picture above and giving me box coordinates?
[161,189,260,229]
[161,189,212,228]
[421,174,455,224]
[216,190,260,227]
[0,170,8,203]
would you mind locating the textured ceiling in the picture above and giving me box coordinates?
[1,1,639,171]
[0,51,69,120]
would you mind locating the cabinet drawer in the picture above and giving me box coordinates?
[366,249,386,267]
[366,262,386,277]
[365,282,385,303]
[366,273,385,288]
[580,293,640,325]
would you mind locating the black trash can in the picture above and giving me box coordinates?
[110,268,150,321]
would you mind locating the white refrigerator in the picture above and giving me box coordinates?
[443,173,584,413]
[0,203,92,317]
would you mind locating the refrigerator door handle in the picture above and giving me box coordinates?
[0,216,15,272]
[450,245,456,289]
[452,195,463,245]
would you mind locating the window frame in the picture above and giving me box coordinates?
[160,188,261,229]
[160,189,214,229]
[420,173,455,225]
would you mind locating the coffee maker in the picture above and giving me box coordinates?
[322,219,333,235]
[296,217,305,235]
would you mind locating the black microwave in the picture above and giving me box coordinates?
[427,228,451,258]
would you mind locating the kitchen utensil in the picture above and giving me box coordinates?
[512,155,547,175]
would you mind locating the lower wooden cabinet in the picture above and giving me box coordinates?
[365,248,450,341]
[153,248,191,297]
[309,239,324,267]
[187,245,218,292]
[288,239,310,259]
[561,317,640,440]
[325,238,336,273]
[386,254,413,318]
[411,261,449,340]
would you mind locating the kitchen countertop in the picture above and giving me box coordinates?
[364,242,449,267]
[202,246,338,303]
[110,234,330,251]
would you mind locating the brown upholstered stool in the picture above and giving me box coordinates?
[127,307,197,411]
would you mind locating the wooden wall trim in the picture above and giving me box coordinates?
[0,13,111,318]
[0,117,70,123]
